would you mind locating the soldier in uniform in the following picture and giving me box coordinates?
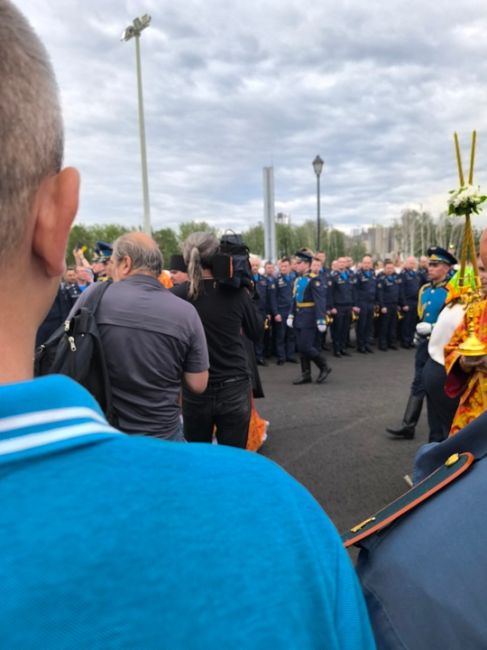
[399,255,420,348]
[354,255,377,353]
[250,255,276,366]
[386,246,457,439]
[275,257,297,364]
[376,260,403,350]
[287,249,331,384]
[417,254,430,286]
[329,257,356,357]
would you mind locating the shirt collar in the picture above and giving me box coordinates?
[0,376,121,462]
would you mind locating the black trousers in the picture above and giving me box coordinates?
[332,306,352,353]
[182,378,251,448]
[422,357,460,442]
[400,304,417,346]
[411,338,429,398]
[379,305,398,348]
[356,303,374,349]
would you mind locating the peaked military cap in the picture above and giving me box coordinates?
[93,241,113,263]
[427,246,457,266]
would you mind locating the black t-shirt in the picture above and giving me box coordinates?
[172,279,262,383]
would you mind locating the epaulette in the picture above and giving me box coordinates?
[341,452,474,548]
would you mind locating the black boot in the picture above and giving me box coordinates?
[386,395,423,439]
[293,357,312,385]
[312,354,332,384]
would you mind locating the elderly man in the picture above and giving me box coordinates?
[0,3,375,648]
[72,232,209,440]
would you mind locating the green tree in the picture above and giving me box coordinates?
[153,228,180,262]
[276,223,299,258]
[349,240,367,262]
[328,229,346,260]
[178,221,216,243]
[242,224,264,255]
[67,223,130,265]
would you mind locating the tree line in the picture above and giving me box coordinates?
[67,211,480,267]
[67,220,366,266]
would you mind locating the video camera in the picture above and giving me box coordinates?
[211,232,253,290]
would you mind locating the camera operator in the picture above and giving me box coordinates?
[173,232,262,448]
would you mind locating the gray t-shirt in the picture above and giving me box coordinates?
[73,275,208,437]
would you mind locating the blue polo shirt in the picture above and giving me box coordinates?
[0,376,375,649]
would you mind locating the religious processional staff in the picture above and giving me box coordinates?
[287,249,331,385]
[387,246,457,439]
[444,232,487,437]
[329,257,357,357]
[376,261,404,351]
[354,255,376,353]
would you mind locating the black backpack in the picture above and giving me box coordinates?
[34,281,116,425]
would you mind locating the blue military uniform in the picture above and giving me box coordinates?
[386,246,458,440]
[376,271,403,350]
[354,268,377,353]
[253,272,277,364]
[275,271,297,363]
[399,268,420,348]
[354,412,487,649]
[290,250,331,384]
[329,269,355,357]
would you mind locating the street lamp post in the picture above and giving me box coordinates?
[312,155,324,251]
[121,15,152,235]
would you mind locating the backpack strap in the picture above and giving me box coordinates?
[341,451,474,547]
[75,281,111,316]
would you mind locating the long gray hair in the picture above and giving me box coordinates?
[182,232,219,299]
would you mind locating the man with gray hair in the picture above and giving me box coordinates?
[0,3,375,647]
[73,231,209,440]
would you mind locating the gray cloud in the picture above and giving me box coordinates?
[21,0,487,239]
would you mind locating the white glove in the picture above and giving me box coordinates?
[286,315,294,328]
[416,322,433,337]
[317,319,327,333]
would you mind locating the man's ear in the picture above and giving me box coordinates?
[32,167,80,277]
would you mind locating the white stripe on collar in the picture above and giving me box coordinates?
[0,407,107,433]
[0,422,121,456]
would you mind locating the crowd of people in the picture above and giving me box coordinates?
[4,1,487,648]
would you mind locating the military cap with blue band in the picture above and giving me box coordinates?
[93,240,113,262]
[427,246,457,266]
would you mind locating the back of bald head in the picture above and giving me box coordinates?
[112,232,163,277]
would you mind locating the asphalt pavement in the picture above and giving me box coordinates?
[257,343,430,540]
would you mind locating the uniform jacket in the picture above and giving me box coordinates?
[276,272,296,316]
[376,273,403,308]
[292,272,327,328]
[400,269,420,305]
[354,270,377,305]
[329,270,355,308]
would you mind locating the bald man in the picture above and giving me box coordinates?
[73,232,209,440]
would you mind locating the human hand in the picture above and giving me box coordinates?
[286,316,294,328]
[275,314,282,323]
[352,306,360,313]
[317,319,327,333]
[381,307,387,314]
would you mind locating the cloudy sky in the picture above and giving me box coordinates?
[21,0,487,234]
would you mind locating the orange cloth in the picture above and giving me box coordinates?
[246,402,269,452]
[158,271,173,288]
[444,302,487,435]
